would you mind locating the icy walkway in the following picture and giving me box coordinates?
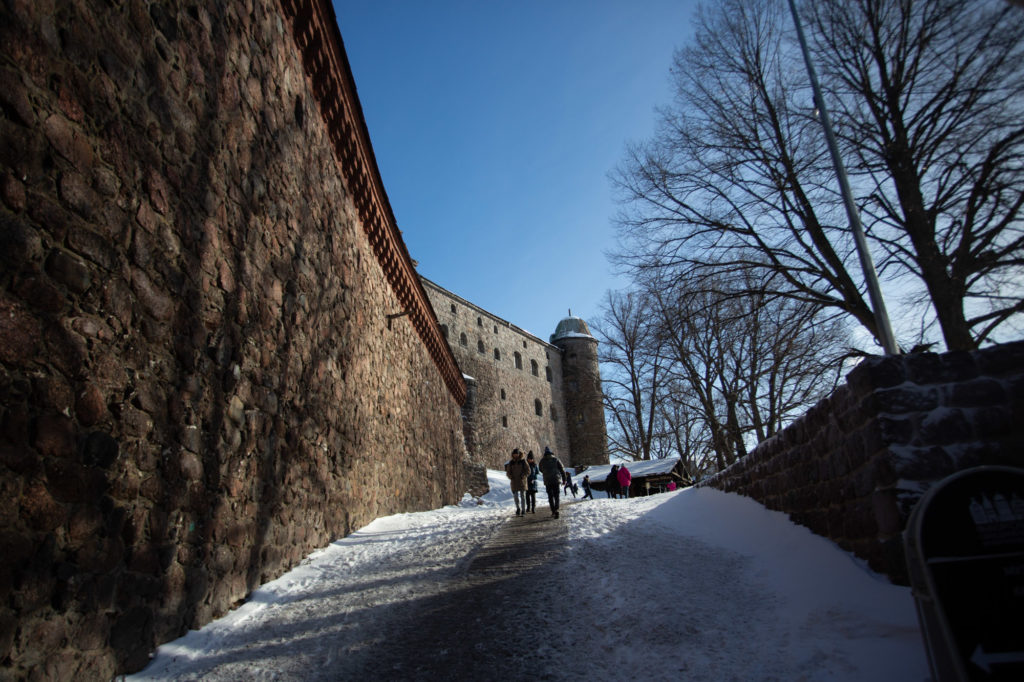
[341,507,572,680]
[130,478,929,681]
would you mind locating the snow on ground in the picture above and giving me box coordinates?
[129,470,930,681]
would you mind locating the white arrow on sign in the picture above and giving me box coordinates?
[972,644,1024,673]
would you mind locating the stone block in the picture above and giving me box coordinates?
[45,458,107,503]
[867,385,939,415]
[871,488,902,536]
[67,226,118,271]
[948,377,1007,408]
[975,340,1024,376]
[58,170,100,220]
[130,267,174,321]
[20,481,67,532]
[0,299,44,366]
[919,407,971,444]
[43,113,95,172]
[108,606,154,673]
[846,354,906,395]
[75,383,107,426]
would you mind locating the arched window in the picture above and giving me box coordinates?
[500,388,506,400]
[502,416,508,428]
[534,399,543,416]
[477,339,485,353]
[494,348,501,360]
[522,340,527,349]
[450,303,456,313]
[477,316,483,327]
[460,333,467,346]
[493,325,498,333]
[531,359,538,376]
[545,366,552,382]
[514,352,522,370]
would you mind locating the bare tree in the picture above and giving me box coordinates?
[658,387,716,479]
[613,0,1024,351]
[643,265,846,471]
[808,0,1024,349]
[594,291,666,461]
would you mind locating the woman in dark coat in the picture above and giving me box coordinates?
[525,450,539,513]
[606,464,620,499]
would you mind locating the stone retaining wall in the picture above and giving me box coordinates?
[698,342,1024,583]
[0,1,466,678]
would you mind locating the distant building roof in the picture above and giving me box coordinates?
[550,315,595,343]
[575,457,683,482]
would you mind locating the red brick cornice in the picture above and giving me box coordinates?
[279,0,466,405]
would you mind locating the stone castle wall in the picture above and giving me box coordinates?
[698,342,1024,583]
[0,1,466,678]
[422,279,572,468]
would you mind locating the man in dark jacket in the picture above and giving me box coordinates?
[538,447,566,518]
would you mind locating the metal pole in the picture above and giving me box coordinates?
[786,0,900,355]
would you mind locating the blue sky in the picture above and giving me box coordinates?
[333,0,697,340]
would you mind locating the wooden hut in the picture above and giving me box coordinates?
[576,457,691,497]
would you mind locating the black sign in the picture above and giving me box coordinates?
[904,466,1024,681]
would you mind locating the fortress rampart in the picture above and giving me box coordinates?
[422,279,573,468]
[0,0,466,677]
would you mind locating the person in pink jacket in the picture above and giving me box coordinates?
[617,464,632,499]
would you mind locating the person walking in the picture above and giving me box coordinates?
[617,463,632,499]
[606,465,620,499]
[538,447,566,518]
[563,470,577,498]
[581,474,593,500]
[525,450,540,513]
[505,448,529,516]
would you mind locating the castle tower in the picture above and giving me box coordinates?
[551,313,609,468]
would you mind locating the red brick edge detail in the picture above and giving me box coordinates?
[279,0,466,405]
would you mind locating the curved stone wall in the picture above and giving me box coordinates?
[0,1,466,677]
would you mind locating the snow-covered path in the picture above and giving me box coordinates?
[129,473,930,681]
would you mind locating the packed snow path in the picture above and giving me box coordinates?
[131,481,928,681]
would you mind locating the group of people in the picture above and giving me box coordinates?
[604,464,632,499]
[506,448,642,517]
[504,447,569,518]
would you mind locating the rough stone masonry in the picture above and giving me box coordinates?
[0,0,469,678]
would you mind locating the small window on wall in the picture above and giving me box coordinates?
[534,399,543,416]
[450,304,456,313]
[577,412,584,424]
[494,348,501,360]
[500,388,506,400]
[514,352,522,369]
[460,333,467,346]
[551,406,558,421]
[493,325,498,333]
[531,359,538,376]
[522,340,527,349]
[545,366,552,382]
[441,325,449,340]
[477,317,483,327]
[502,416,508,428]
[478,339,485,353]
